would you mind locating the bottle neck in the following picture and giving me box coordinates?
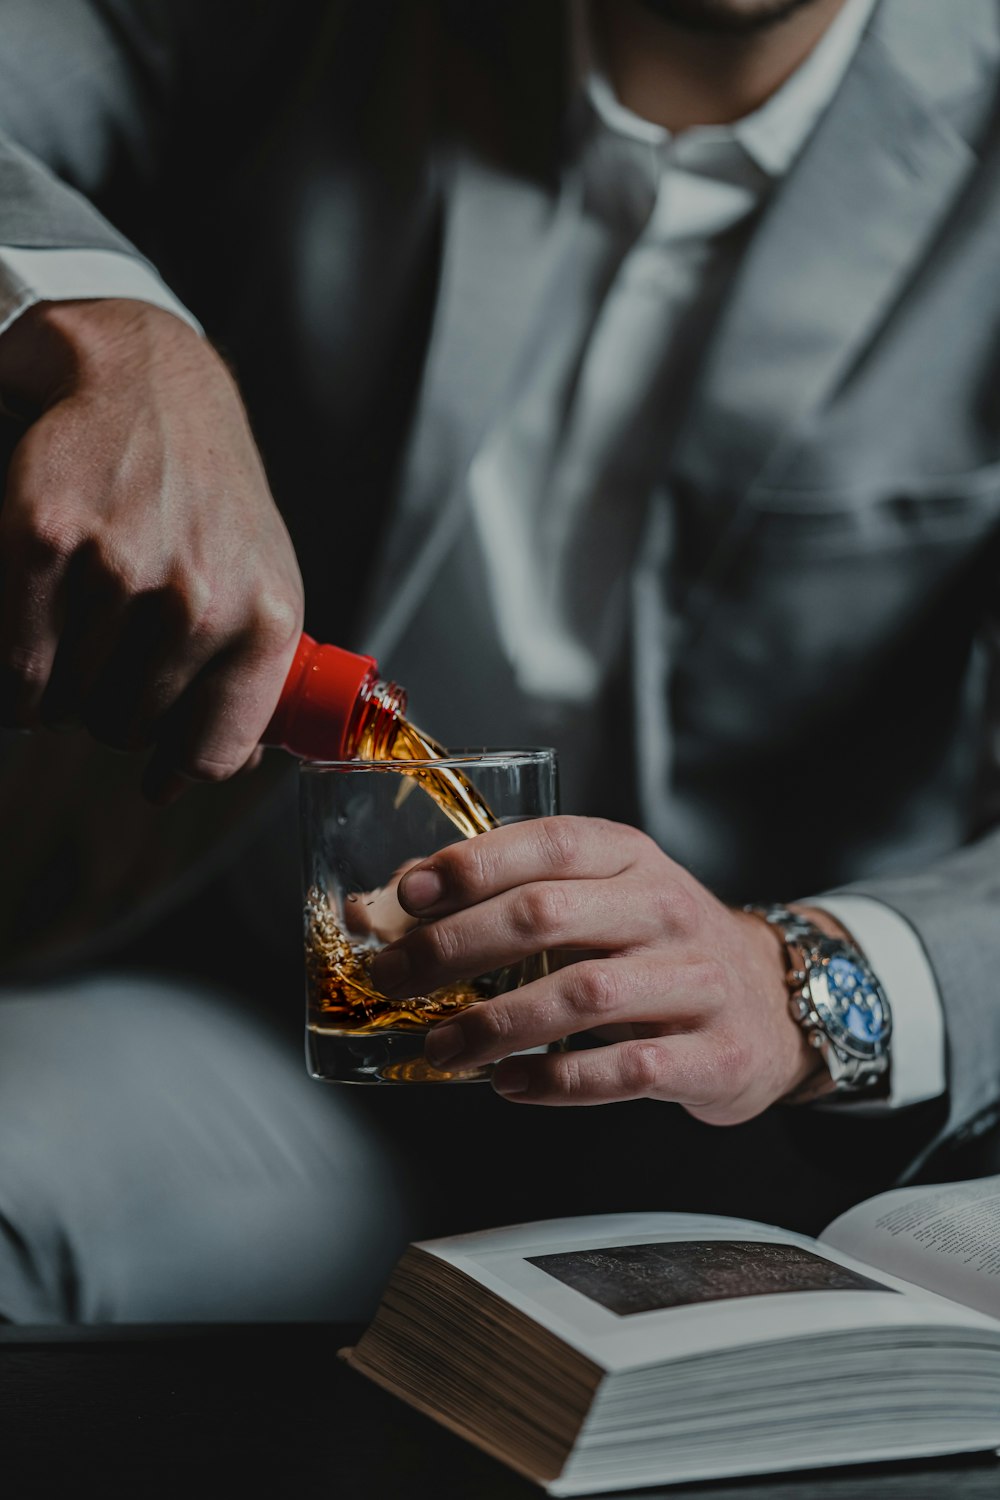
[264,633,407,761]
[344,674,407,760]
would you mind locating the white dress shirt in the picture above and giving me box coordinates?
[0,0,943,1109]
[0,245,199,340]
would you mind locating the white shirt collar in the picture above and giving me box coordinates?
[579,0,878,178]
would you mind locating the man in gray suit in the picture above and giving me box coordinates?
[0,0,997,1320]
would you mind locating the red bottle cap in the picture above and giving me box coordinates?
[265,633,378,760]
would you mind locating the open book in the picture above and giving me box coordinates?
[345,1176,1000,1493]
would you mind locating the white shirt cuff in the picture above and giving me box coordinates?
[808,893,946,1111]
[0,247,202,339]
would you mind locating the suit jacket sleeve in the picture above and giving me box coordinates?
[0,0,303,264]
[827,620,1000,1155]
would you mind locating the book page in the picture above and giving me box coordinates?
[821,1175,1000,1319]
[417,1212,995,1371]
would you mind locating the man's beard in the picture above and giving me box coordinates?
[636,0,830,34]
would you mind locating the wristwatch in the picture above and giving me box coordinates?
[745,903,892,1098]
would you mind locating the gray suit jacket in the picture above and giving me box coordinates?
[0,0,998,1162]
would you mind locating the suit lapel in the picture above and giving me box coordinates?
[364,2,577,657]
[364,150,567,657]
[669,2,986,595]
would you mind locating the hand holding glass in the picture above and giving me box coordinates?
[301,748,557,1083]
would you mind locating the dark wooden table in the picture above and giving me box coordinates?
[1,1324,998,1498]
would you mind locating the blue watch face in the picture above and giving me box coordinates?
[811,951,890,1058]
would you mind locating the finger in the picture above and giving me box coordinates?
[76,587,220,751]
[40,611,120,732]
[344,875,420,944]
[141,623,299,804]
[346,860,423,942]
[372,875,670,996]
[0,481,72,727]
[490,1034,714,1107]
[39,558,150,735]
[397,816,655,917]
[422,956,720,1071]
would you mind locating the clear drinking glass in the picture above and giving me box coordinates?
[301,748,558,1084]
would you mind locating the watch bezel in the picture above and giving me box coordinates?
[804,939,892,1063]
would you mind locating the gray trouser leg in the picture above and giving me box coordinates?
[0,976,410,1323]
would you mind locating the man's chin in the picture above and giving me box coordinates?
[636,0,828,33]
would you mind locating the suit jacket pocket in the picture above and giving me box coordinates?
[745,462,1000,559]
[673,468,1000,761]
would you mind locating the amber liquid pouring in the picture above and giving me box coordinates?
[373,716,497,841]
[306,716,529,1037]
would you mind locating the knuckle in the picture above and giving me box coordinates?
[566,961,619,1020]
[658,880,698,934]
[468,999,516,1052]
[20,512,80,570]
[536,817,580,875]
[250,590,302,652]
[513,882,568,940]
[619,1040,662,1094]
[450,838,491,897]
[416,918,466,969]
[554,1053,587,1101]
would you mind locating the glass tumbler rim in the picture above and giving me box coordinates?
[298,745,557,773]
